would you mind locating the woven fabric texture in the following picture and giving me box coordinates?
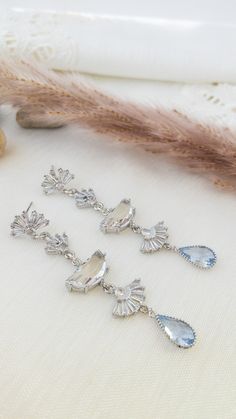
[0,76,235,419]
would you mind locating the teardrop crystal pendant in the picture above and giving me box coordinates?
[100,199,135,233]
[65,250,107,293]
[156,314,196,348]
[178,245,216,269]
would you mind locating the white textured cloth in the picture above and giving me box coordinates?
[1,7,236,83]
[0,75,236,419]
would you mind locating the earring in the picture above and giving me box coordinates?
[10,202,196,349]
[41,166,217,269]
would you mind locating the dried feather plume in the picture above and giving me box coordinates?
[0,59,236,189]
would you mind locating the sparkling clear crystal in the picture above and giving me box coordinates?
[74,189,96,208]
[11,210,49,236]
[156,314,196,348]
[115,287,131,301]
[65,251,107,293]
[142,226,157,240]
[45,233,69,255]
[178,246,216,268]
[113,279,145,317]
[42,166,74,194]
[141,221,168,253]
[100,199,135,233]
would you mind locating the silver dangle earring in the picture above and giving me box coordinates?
[42,166,217,269]
[10,202,196,349]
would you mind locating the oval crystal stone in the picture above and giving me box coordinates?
[100,199,135,233]
[65,250,107,293]
[156,314,196,348]
[178,245,216,269]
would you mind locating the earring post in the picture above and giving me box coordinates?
[25,202,33,213]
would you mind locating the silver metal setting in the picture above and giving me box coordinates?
[139,304,156,318]
[10,204,197,350]
[177,245,217,269]
[42,166,74,194]
[100,280,115,295]
[45,233,69,255]
[113,279,145,317]
[100,199,135,233]
[66,250,107,293]
[41,166,217,269]
[11,203,49,237]
[74,189,97,208]
[156,314,197,349]
[140,221,168,253]
[10,203,98,288]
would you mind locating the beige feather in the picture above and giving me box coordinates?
[0,59,236,189]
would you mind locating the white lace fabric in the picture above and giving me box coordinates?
[1,8,236,83]
[1,9,236,129]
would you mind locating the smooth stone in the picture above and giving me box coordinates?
[16,107,64,129]
[156,314,196,348]
[178,246,216,268]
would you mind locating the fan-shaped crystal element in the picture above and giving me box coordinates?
[178,246,216,269]
[156,314,196,348]
[141,221,168,253]
[75,188,96,208]
[65,250,107,293]
[113,279,145,317]
[100,199,135,233]
[45,233,69,255]
[42,166,74,194]
[11,209,49,236]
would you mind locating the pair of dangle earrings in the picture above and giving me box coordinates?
[10,166,217,351]
[41,166,217,270]
[11,202,197,350]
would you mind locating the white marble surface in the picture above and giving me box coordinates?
[0,75,236,419]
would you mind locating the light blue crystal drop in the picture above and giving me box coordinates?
[156,314,196,348]
[178,246,216,269]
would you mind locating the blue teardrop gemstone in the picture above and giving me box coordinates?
[178,246,216,269]
[156,314,196,348]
